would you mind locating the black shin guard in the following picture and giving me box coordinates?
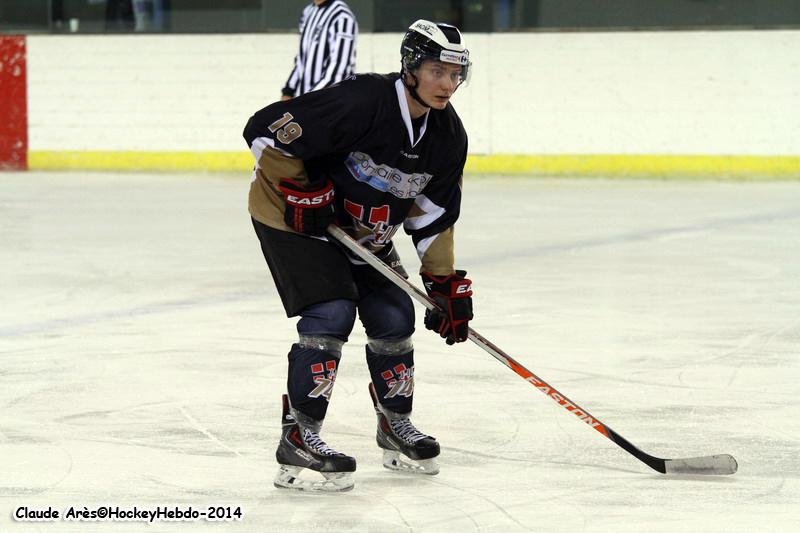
[366,344,414,415]
[287,343,340,421]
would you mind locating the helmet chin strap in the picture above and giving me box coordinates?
[402,70,431,109]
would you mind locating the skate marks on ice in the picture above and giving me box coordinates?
[464,206,800,266]
[457,178,800,267]
[269,469,536,532]
[1,173,799,531]
[0,440,74,497]
[0,290,268,338]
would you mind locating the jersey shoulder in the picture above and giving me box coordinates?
[327,73,396,108]
[330,0,357,19]
[347,72,397,91]
[299,4,314,26]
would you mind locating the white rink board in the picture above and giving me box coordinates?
[26,30,800,156]
[1,173,800,532]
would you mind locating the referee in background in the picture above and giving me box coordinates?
[281,0,358,100]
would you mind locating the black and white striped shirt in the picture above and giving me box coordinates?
[282,0,358,97]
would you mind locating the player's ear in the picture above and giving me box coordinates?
[402,70,418,88]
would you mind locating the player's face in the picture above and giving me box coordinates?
[414,61,465,109]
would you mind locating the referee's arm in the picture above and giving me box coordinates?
[282,56,300,99]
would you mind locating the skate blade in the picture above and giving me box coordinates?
[382,450,439,475]
[273,465,355,492]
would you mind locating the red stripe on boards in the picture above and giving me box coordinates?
[0,35,27,170]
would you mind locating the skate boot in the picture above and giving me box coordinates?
[368,382,440,475]
[274,395,356,492]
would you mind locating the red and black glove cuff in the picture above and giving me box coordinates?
[278,178,335,236]
[421,270,473,345]
[422,270,473,300]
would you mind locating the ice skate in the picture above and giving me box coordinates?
[273,395,356,492]
[368,383,440,475]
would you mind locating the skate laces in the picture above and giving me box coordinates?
[389,418,429,444]
[301,428,342,456]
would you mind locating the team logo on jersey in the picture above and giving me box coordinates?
[343,200,399,245]
[345,151,432,199]
[308,360,337,400]
[380,364,414,399]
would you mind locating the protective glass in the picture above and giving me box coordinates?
[416,60,471,89]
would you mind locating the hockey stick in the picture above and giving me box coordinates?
[327,225,738,475]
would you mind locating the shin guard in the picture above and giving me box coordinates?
[365,341,414,415]
[287,343,340,421]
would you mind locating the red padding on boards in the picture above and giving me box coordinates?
[0,35,27,170]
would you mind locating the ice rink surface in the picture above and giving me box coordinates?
[1,172,799,532]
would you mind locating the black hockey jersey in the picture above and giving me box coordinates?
[244,73,468,275]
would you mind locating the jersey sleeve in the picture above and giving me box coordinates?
[403,125,468,275]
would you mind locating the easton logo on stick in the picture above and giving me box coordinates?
[507,359,607,435]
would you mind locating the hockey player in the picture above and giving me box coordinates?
[245,19,473,492]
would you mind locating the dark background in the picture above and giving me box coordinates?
[1,0,799,33]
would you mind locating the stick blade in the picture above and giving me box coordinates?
[664,454,738,475]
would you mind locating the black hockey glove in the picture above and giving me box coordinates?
[421,270,473,345]
[278,178,335,236]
